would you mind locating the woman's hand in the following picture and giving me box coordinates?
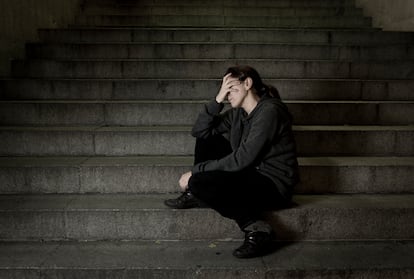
[179,171,192,191]
[216,73,240,103]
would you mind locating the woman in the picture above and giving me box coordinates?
[165,65,299,258]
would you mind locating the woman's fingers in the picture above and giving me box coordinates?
[223,73,232,82]
[227,79,240,87]
[217,74,239,103]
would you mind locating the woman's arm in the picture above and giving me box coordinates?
[192,104,281,174]
[191,100,232,139]
[191,73,240,138]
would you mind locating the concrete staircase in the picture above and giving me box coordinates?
[0,0,413,277]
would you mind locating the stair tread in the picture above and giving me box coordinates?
[39,26,384,30]
[0,156,413,167]
[16,58,414,62]
[1,125,413,131]
[29,41,413,47]
[0,193,413,211]
[4,77,413,81]
[0,240,413,272]
[11,59,414,79]
[2,100,413,104]
[79,15,368,18]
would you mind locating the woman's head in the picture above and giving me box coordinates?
[224,65,280,99]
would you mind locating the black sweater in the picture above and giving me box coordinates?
[191,94,299,200]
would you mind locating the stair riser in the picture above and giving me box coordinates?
[81,7,363,17]
[11,60,414,79]
[3,79,414,101]
[1,241,413,279]
[82,0,357,8]
[0,268,410,279]
[0,208,412,241]
[0,130,412,156]
[0,165,412,194]
[38,29,414,45]
[74,15,372,28]
[26,44,414,60]
[1,103,412,125]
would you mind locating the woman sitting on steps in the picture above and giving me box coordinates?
[165,65,299,258]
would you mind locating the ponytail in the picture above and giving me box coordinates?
[259,84,280,99]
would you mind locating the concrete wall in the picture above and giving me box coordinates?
[0,0,82,77]
[356,0,414,31]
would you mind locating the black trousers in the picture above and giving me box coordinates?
[188,135,289,230]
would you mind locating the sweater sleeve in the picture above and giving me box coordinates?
[192,104,280,174]
[191,99,232,139]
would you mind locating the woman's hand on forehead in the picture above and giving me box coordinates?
[217,74,241,103]
[223,73,240,84]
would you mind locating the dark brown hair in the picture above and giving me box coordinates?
[224,65,280,99]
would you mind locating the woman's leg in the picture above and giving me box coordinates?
[168,136,287,258]
[189,169,286,258]
[164,135,232,209]
[188,168,286,229]
[193,135,232,165]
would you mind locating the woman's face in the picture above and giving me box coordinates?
[227,77,248,108]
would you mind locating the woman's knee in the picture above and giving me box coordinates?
[188,171,223,200]
[188,172,207,196]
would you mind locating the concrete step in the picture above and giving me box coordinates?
[25,43,414,61]
[0,100,412,125]
[73,15,372,28]
[82,0,357,8]
[2,78,414,101]
[38,28,414,45]
[11,59,414,79]
[1,240,413,278]
[0,156,412,194]
[0,194,413,241]
[0,126,412,156]
[81,6,364,17]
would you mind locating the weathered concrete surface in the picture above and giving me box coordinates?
[0,156,413,194]
[84,0,357,7]
[82,6,363,17]
[0,125,413,156]
[25,43,414,60]
[12,60,414,79]
[38,28,414,45]
[0,240,412,279]
[0,194,413,241]
[1,101,413,125]
[2,79,414,101]
[73,15,372,28]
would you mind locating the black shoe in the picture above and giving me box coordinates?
[232,231,274,259]
[164,191,203,209]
